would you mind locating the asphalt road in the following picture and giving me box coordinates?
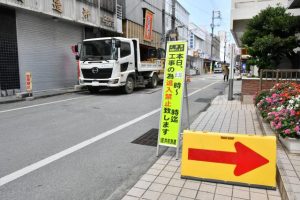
[0,74,226,200]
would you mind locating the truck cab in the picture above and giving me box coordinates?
[75,37,162,94]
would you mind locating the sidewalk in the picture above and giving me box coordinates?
[122,80,283,200]
[0,87,82,104]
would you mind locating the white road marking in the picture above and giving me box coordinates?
[0,97,88,114]
[188,81,220,96]
[0,108,161,187]
[0,81,220,187]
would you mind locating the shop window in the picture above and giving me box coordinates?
[120,42,131,58]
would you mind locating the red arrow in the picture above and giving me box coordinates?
[188,142,269,176]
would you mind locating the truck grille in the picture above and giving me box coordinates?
[81,68,112,79]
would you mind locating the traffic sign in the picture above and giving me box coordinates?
[158,41,187,148]
[181,131,276,189]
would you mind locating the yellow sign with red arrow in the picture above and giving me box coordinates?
[181,131,277,189]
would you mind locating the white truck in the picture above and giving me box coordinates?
[74,37,164,94]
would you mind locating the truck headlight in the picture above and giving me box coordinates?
[108,79,119,84]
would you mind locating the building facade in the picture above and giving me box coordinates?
[231,0,300,47]
[230,0,300,69]
[0,0,121,96]
[164,0,190,42]
[188,23,206,75]
[118,0,163,52]
[218,31,231,64]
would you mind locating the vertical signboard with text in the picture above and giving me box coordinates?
[158,41,187,148]
[25,72,32,93]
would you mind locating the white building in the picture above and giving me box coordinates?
[218,31,231,64]
[231,0,300,47]
[188,23,206,74]
[231,0,300,70]
[165,0,190,41]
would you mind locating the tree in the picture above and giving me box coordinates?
[241,5,300,70]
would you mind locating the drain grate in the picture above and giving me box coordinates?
[195,98,211,103]
[132,128,158,147]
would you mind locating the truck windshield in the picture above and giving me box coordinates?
[80,39,117,61]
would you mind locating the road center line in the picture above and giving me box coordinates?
[0,80,220,187]
[188,81,220,97]
[0,97,88,114]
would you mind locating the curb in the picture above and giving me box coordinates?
[256,108,290,200]
[0,89,86,105]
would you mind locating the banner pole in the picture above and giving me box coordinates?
[185,67,190,130]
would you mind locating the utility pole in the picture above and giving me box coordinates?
[171,0,176,30]
[228,43,235,100]
[162,0,166,46]
[209,10,221,73]
[170,0,177,41]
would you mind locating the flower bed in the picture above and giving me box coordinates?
[255,82,300,139]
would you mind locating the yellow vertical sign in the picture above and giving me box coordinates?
[158,41,187,147]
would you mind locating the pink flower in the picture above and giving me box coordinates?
[276,122,282,129]
[294,126,300,132]
[290,109,296,116]
[284,129,291,134]
[272,93,277,98]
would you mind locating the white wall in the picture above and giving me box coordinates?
[124,0,163,33]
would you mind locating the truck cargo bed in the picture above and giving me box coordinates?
[139,60,163,72]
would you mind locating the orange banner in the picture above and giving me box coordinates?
[144,10,153,42]
[25,72,32,92]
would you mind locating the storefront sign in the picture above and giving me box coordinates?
[82,7,90,20]
[193,51,199,57]
[143,10,153,42]
[158,41,187,147]
[53,0,63,13]
[181,131,276,188]
[102,15,114,27]
[25,72,32,92]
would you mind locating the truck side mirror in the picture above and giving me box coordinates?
[74,45,79,53]
[115,40,121,48]
[75,55,80,60]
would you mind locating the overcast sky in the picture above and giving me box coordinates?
[177,0,232,42]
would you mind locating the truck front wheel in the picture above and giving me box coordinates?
[147,73,158,88]
[122,76,134,94]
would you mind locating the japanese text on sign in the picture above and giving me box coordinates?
[158,41,187,147]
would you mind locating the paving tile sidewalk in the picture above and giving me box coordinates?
[122,80,283,200]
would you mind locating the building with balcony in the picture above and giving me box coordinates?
[0,0,122,96]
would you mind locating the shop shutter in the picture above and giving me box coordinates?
[16,11,83,92]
